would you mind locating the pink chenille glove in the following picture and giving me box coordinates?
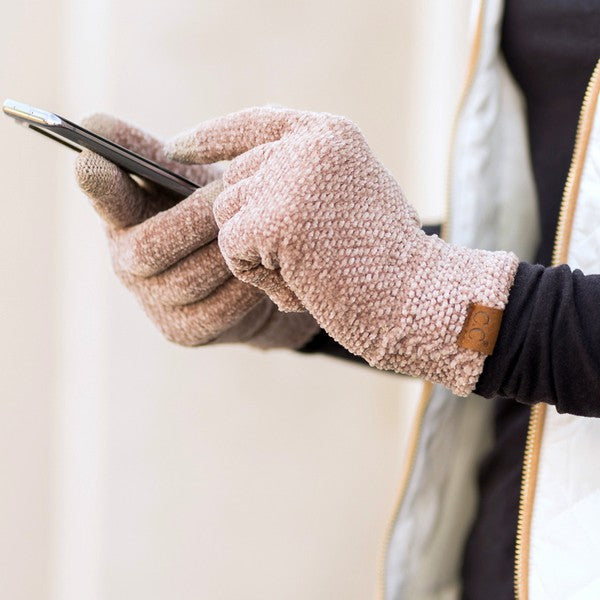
[164,107,520,395]
[75,114,319,348]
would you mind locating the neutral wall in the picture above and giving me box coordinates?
[0,1,470,599]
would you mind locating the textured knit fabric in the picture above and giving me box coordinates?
[298,223,444,364]
[166,107,520,396]
[75,114,319,349]
[477,263,600,415]
[461,2,600,598]
[298,222,442,364]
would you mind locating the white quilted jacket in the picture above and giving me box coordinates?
[381,1,600,598]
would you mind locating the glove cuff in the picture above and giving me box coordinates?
[368,234,520,396]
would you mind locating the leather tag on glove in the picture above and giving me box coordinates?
[457,304,504,356]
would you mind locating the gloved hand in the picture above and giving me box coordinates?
[165,107,520,395]
[75,114,319,348]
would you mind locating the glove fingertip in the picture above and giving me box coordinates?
[75,149,119,195]
[163,131,204,164]
[75,150,147,229]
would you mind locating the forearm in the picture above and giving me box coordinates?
[301,258,600,416]
[476,263,600,416]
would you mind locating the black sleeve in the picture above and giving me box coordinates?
[296,329,367,365]
[475,262,600,417]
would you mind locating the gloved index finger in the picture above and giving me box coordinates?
[163,106,303,164]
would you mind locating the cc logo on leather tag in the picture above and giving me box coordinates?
[457,303,504,355]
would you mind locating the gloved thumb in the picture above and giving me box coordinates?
[75,150,147,229]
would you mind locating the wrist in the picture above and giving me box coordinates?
[368,234,519,395]
[222,297,319,350]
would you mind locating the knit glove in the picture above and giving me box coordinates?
[75,114,319,348]
[165,107,520,395]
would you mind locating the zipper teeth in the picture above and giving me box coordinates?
[513,404,546,600]
[514,58,600,600]
[377,382,433,600]
[551,59,600,267]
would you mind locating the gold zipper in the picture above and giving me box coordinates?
[513,403,546,600]
[377,4,486,598]
[377,382,433,599]
[513,58,600,600]
[551,59,600,268]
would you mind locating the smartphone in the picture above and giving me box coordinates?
[3,99,200,198]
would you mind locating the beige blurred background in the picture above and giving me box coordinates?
[0,1,470,598]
